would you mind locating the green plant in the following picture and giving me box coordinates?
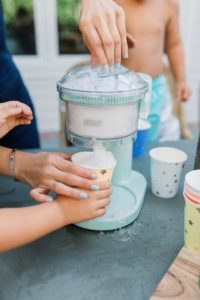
[57,0,81,26]
[2,0,81,27]
[2,0,33,25]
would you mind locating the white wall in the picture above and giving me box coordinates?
[179,0,200,126]
[13,0,200,133]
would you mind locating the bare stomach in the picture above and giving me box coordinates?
[122,47,164,79]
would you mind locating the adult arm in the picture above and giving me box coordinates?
[0,147,110,202]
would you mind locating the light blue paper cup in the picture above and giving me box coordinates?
[133,119,151,158]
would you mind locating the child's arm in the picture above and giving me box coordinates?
[0,202,63,252]
[165,0,190,102]
[0,189,111,252]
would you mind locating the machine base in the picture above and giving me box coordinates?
[75,171,147,231]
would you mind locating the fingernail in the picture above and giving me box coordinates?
[46,198,53,203]
[91,185,99,191]
[115,63,120,69]
[104,64,109,73]
[110,65,114,73]
[91,174,98,179]
[124,51,128,58]
[80,192,88,199]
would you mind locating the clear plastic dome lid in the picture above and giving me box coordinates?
[57,63,147,100]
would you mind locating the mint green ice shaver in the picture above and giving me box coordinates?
[57,63,152,231]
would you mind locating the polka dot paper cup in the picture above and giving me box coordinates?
[149,147,188,198]
[184,170,200,255]
[184,199,200,255]
[184,194,200,255]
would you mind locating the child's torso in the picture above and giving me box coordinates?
[116,0,170,78]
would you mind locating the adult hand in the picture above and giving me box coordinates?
[80,0,128,71]
[0,101,33,138]
[15,151,111,203]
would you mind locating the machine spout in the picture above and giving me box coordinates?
[105,138,133,184]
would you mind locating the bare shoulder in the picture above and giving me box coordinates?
[164,0,179,22]
[166,0,179,12]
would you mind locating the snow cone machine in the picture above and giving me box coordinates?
[57,63,152,230]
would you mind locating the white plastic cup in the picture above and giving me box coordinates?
[149,147,188,198]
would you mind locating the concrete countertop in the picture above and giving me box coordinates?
[0,137,198,300]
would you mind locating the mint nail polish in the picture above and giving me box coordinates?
[124,51,128,58]
[110,65,114,73]
[104,64,109,73]
[91,174,98,179]
[115,63,120,69]
[91,185,99,191]
[80,192,88,199]
[46,198,53,203]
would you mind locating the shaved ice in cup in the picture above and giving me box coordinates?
[72,143,117,182]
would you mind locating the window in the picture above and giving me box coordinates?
[57,0,88,54]
[0,0,89,134]
[1,0,36,55]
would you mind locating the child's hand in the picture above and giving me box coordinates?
[176,82,191,102]
[0,101,33,138]
[55,188,112,225]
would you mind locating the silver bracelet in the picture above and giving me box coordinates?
[10,149,18,181]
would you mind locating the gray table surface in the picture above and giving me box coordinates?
[0,136,198,300]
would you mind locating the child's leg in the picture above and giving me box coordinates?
[147,75,166,142]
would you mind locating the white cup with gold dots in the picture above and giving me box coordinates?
[72,151,117,183]
[149,147,188,198]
